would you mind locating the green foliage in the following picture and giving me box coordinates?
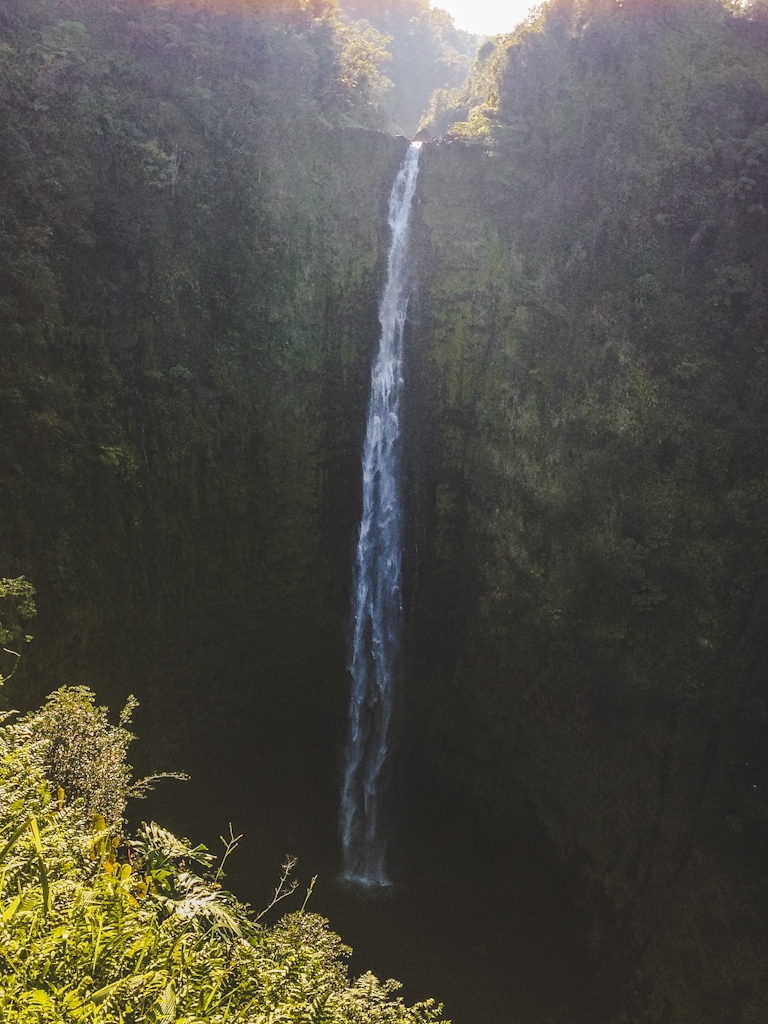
[15,687,173,828]
[338,0,478,136]
[0,578,36,685]
[0,578,36,649]
[5,0,768,1015]
[415,0,768,757]
[418,22,525,139]
[0,0,404,711]
[319,15,395,126]
[0,692,447,1023]
[409,0,768,1017]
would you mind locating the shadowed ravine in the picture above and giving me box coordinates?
[135,660,614,1024]
[133,146,608,1022]
[6,0,768,1018]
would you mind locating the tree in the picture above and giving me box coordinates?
[0,577,35,685]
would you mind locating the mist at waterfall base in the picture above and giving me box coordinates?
[340,143,421,889]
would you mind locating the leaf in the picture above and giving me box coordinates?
[29,815,43,857]
[91,979,122,1005]
[36,853,50,916]
[29,990,54,1010]
[3,893,21,921]
[157,982,176,1024]
[0,819,29,866]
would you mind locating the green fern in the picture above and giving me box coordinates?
[0,691,449,1024]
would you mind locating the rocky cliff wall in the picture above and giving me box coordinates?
[4,1,768,1019]
[0,0,410,719]
[406,84,768,1019]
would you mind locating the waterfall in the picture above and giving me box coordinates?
[340,142,422,887]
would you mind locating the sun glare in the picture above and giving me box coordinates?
[433,0,539,36]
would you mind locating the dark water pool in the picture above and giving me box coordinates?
[132,658,613,1024]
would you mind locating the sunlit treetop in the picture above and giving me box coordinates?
[136,0,336,13]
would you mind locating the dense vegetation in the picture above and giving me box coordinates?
[4,0,768,1020]
[0,0,414,719]
[337,0,478,137]
[0,682,445,1022]
[408,0,768,1020]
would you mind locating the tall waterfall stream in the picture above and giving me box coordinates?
[138,143,611,1024]
[340,142,422,887]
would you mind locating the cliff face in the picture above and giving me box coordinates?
[4,0,768,1020]
[0,0,410,718]
[405,5,768,1018]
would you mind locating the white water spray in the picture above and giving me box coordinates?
[340,143,422,887]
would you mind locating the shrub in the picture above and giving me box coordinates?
[16,687,140,827]
[0,691,447,1024]
[0,577,36,685]
[17,686,186,829]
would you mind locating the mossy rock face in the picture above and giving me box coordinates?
[0,0,409,719]
[403,5,768,1020]
[5,0,768,1019]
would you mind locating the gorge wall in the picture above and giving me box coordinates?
[3,0,768,1021]
[405,6,768,1019]
[0,0,412,731]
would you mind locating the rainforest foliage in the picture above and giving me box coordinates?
[4,0,768,1020]
[337,0,477,137]
[416,0,768,750]
[0,0,412,708]
[0,687,445,1023]
[0,577,36,684]
[408,0,768,1020]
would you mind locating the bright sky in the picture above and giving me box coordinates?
[434,0,539,36]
